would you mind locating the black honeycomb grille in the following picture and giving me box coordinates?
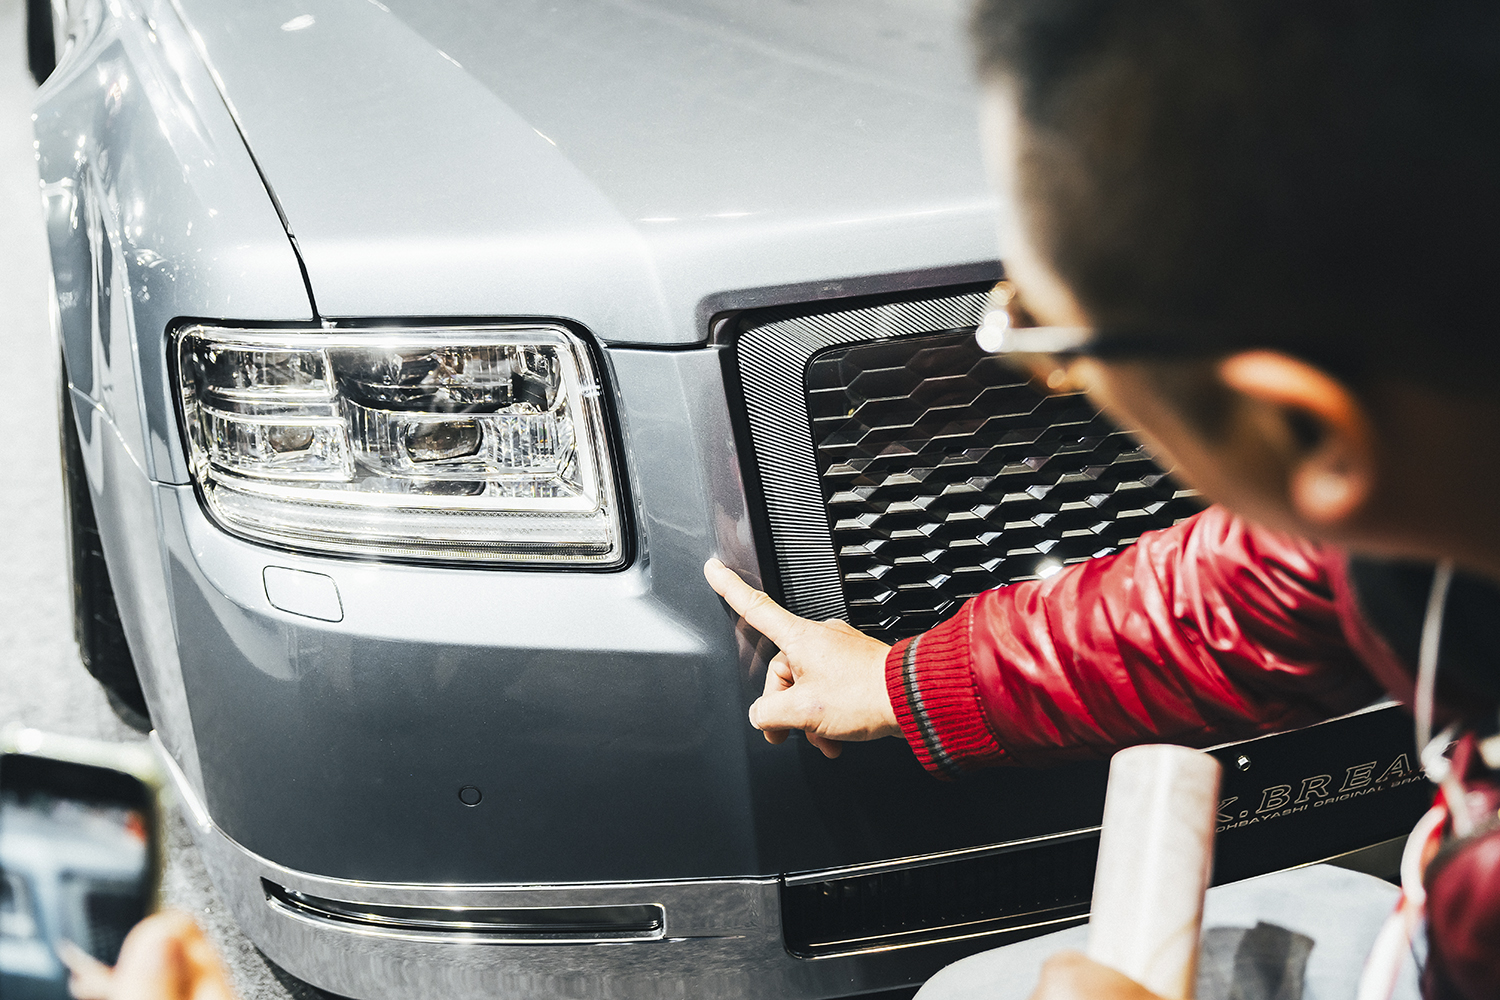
[733,286,1201,636]
[805,330,1202,641]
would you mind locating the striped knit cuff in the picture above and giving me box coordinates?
[885,605,1007,779]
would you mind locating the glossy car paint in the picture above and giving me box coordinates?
[169,0,1002,344]
[30,0,1109,996]
[34,0,311,799]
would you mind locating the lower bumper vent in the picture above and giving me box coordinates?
[263,880,664,943]
[781,832,1098,958]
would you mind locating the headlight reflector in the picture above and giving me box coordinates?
[175,324,622,565]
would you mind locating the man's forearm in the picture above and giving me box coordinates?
[886,506,1382,774]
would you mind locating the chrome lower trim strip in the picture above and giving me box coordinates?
[783,825,1102,885]
[263,879,666,944]
[795,908,1090,960]
[263,881,668,946]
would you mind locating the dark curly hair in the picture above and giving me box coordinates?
[971,0,1500,382]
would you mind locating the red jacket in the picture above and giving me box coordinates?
[884,505,1408,776]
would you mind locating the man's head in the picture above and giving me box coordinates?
[971,0,1500,575]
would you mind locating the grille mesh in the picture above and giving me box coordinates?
[734,286,1199,641]
[805,331,1202,640]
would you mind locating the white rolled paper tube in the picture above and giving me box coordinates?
[1086,744,1223,1000]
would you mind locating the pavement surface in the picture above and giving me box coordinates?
[0,2,333,996]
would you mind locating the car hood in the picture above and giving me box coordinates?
[172,0,1004,344]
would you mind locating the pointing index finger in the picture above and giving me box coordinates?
[704,558,807,646]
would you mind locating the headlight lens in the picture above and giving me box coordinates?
[174,324,622,565]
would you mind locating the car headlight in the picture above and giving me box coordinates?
[173,324,623,566]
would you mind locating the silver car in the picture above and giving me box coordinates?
[29,0,1426,997]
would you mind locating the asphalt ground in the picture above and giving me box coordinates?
[0,3,332,996]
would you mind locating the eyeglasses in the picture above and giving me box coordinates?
[974,282,1211,360]
[975,282,1090,355]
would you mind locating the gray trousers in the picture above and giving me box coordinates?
[914,865,1420,1000]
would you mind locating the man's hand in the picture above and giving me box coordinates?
[62,911,239,1000]
[704,558,899,758]
[1030,953,1166,1000]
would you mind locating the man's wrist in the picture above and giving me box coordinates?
[873,644,900,736]
[884,615,1008,777]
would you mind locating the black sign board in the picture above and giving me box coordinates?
[1208,703,1430,884]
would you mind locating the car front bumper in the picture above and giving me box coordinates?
[158,734,1041,1000]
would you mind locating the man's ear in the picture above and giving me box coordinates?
[1217,352,1377,528]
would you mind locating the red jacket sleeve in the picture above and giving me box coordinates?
[884,505,1383,775]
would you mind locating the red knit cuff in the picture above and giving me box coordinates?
[885,603,1007,779]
